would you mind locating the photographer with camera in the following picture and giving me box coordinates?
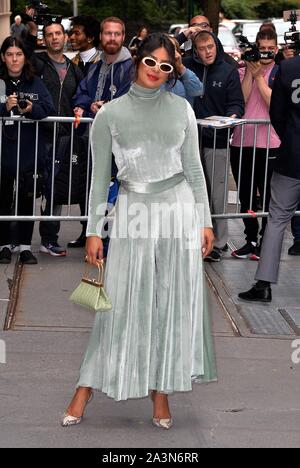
[230,29,281,261]
[0,36,55,265]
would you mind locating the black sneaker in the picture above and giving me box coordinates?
[288,240,300,256]
[220,243,229,252]
[67,232,86,248]
[232,242,257,259]
[20,250,38,265]
[0,247,12,264]
[205,248,221,262]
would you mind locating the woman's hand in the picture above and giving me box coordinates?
[202,228,214,258]
[6,93,18,112]
[85,236,103,265]
[175,50,185,75]
[18,100,33,115]
[90,101,105,115]
[74,106,84,117]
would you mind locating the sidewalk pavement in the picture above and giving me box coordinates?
[0,220,300,448]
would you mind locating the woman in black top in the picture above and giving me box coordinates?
[128,26,149,56]
[0,36,55,265]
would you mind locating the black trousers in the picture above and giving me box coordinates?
[230,146,279,243]
[0,175,35,246]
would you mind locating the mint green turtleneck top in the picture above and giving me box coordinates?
[87,83,212,236]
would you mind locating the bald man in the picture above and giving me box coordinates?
[177,15,211,52]
[177,15,237,67]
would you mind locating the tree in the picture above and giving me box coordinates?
[201,0,221,33]
[221,0,300,19]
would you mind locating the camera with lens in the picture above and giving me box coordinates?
[239,36,275,62]
[283,10,300,54]
[17,93,33,110]
[24,1,62,26]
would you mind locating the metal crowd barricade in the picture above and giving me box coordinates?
[197,118,300,220]
[0,115,93,221]
[0,116,300,222]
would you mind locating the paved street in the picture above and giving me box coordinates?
[0,218,300,448]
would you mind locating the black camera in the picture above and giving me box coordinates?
[17,93,33,110]
[284,11,300,53]
[25,1,62,26]
[239,36,275,62]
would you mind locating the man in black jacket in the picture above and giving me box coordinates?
[31,22,83,257]
[176,14,238,67]
[239,56,300,302]
[184,30,244,261]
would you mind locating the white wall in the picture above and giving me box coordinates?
[0,0,12,46]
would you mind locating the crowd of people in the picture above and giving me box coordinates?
[0,8,299,284]
[1,4,300,429]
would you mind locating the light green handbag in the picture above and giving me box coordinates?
[70,260,112,311]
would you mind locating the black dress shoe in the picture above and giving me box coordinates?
[0,247,12,264]
[20,250,38,265]
[288,240,300,256]
[239,282,272,302]
[67,234,86,248]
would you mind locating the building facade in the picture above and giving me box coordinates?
[0,0,11,46]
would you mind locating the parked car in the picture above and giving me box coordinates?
[232,21,263,43]
[168,23,188,36]
[61,17,72,34]
[218,25,241,61]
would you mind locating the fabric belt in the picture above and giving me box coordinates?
[119,172,185,194]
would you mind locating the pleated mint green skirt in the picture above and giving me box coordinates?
[77,180,217,401]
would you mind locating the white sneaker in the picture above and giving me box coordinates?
[40,242,67,257]
[11,244,20,254]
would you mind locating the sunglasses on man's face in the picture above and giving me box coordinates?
[141,56,174,74]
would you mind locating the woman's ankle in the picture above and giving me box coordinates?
[152,392,171,419]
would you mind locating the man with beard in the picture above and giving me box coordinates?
[73,17,134,118]
[70,17,134,249]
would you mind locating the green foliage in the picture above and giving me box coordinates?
[222,0,300,19]
[11,0,73,17]
[11,0,188,23]
[221,0,263,19]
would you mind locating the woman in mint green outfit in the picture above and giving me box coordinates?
[62,33,217,429]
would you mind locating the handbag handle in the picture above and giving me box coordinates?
[83,260,104,287]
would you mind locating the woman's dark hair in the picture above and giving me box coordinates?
[71,15,101,48]
[0,36,35,81]
[259,21,276,33]
[135,33,178,85]
[137,25,149,37]
[256,29,278,46]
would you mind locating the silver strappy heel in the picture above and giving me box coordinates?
[61,391,93,427]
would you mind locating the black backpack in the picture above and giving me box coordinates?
[44,135,90,205]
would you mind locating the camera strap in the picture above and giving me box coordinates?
[268,65,279,89]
